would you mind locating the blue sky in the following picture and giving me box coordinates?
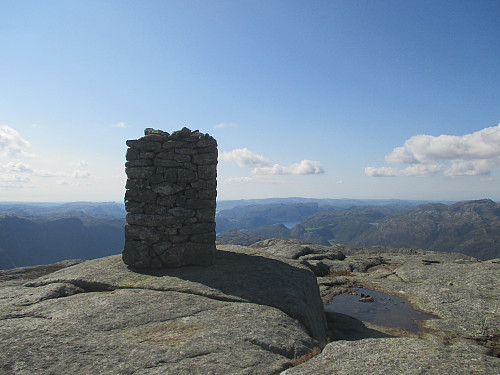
[1,1,499,202]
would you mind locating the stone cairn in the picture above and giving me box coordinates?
[122,127,217,269]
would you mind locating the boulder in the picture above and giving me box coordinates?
[250,238,345,261]
[0,245,327,374]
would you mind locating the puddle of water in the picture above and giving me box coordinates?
[325,288,439,333]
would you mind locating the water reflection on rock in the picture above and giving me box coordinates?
[325,288,439,333]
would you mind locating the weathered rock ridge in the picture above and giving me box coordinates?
[252,239,500,374]
[0,245,326,374]
[1,240,499,374]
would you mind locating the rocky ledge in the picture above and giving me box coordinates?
[0,241,499,374]
[251,239,500,374]
[0,245,326,374]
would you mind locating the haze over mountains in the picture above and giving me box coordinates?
[0,198,498,270]
[216,198,500,260]
[0,202,125,269]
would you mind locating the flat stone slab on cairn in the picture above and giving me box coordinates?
[123,127,217,269]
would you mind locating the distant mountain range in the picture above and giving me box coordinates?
[0,201,126,222]
[215,197,433,211]
[353,199,500,260]
[1,198,498,270]
[0,202,126,269]
[216,199,500,260]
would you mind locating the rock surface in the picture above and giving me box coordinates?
[0,245,326,374]
[282,337,499,374]
[1,239,499,374]
[246,239,499,374]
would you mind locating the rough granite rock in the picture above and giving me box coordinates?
[0,245,327,374]
[281,337,499,374]
[247,239,499,373]
[297,248,500,374]
[1,239,499,374]
[250,239,345,276]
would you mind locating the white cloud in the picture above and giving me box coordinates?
[220,148,271,168]
[36,169,68,177]
[215,122,237,129]
[384,146,418,164]
[0,162,33,174]
[252,160,324,175]
[367,124,500,178]
[221,148,325,177]
[0,125,34,157]
[221,175,287,185]
[365,164,444,177]
[0,162,71,181]
[223,176,255,183]
[72,170,91,178]
[219,148,325,175]
[386,124,500,163]
[443,159,497,177]
[112,122,127,128]
[0,174,31,183]
[70,160,89,167]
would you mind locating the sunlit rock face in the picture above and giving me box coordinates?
[122,127,217,268]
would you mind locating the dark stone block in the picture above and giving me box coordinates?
[153,184,184,196]
[125,178,148,190]
[177,169,197,183]
[191,180,217,190]
[163,169,177,182]
[190,232,217,244]
[163,140,185,149]
[156,151,175,160]
[179,223,216,235]
[122,239,152,268]
[122,127,217,269]
[150,173,164,184]
[196,208,216,223]
[198,165,217,180]
[192,153,217,165]
[126,213,177,227]
[125,224,162,243]
[173,154,192,163]
[125,189,157,204]
[126,159,153,167]
[185,199,216,209]
[126,148,139,161]
[126,166,155,179]
[125,200,145,214]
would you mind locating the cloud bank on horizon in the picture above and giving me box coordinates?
[0,125,91,189]
[220,147,325,179]
[366,124,500,178]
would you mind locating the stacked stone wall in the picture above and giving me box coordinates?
[122,127,217,268]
